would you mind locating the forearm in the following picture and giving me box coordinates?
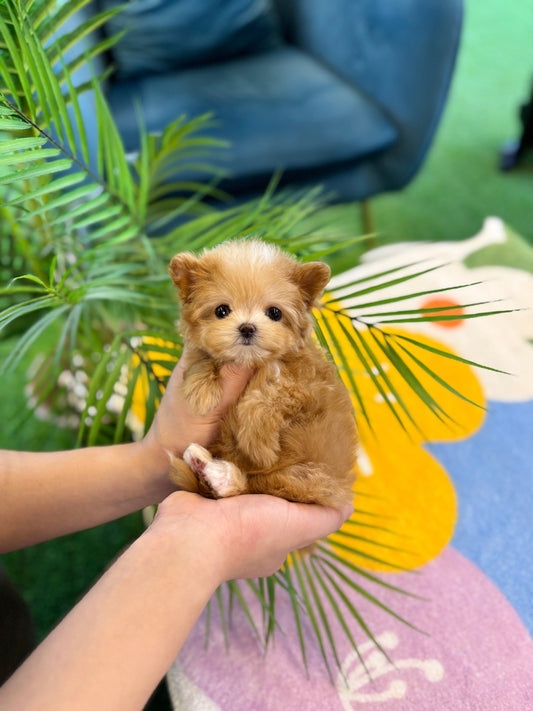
[0,525,218,711]
[0,442,174,552]
[0,489,352,711]
[0,357,254,553]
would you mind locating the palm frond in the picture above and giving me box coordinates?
[315,254,512,437]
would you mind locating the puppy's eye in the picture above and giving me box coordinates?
[266,306,282,322]
[215,304,231,319]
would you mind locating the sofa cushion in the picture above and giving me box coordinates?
[100,0,282,79]
[108,45,397,183]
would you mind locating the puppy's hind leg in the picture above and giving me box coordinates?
[169,456,202,494]
[183,443,247,498]
[247,463,354,509]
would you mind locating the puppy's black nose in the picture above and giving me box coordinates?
[239,323,257,339]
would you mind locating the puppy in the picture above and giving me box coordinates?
[168,239,357,509]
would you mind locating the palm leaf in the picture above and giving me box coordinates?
[300,552,343,681]
[282,556,310,676]
[226,580,264,648]
[387,332,487,412]
[310,555,369,681]
[390,331,511,375]
[314,309,373,431]
[313,557,395,667]
[316,550,426,635]
[316,249,513,438]
[291,551,335,682]
[215,587,230,651]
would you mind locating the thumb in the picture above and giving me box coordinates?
[214,363,254,414]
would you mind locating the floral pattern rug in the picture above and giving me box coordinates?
[167,217,533,710]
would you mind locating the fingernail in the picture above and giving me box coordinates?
[342,503,354,520]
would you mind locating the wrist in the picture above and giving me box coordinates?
[133,438,176,503]
[140,507,223,593]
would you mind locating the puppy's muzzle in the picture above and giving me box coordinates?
[238,322,257,344]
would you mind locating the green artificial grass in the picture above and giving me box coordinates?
[1,0,532,666]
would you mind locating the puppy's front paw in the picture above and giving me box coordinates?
[184,444,247,498]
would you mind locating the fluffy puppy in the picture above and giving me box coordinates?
[168,239,357,509]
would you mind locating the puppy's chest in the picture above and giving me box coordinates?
[226,366,310,433]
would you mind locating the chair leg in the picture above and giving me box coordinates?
[361,199,373,234]
[361,199,377,249]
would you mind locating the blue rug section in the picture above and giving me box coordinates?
[427,399,533,634]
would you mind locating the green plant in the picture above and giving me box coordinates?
[0,0,512,679]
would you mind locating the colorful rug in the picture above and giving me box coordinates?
[167,217,533,710]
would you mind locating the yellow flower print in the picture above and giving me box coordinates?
[315,308,485,573]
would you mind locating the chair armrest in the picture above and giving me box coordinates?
[275,0,463,124]
[274,0,463,189]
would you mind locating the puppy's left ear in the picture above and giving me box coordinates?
[292,261,331,309]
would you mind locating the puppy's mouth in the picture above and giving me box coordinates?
[229,323,271,365]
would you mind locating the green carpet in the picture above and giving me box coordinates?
[1,0,532,657]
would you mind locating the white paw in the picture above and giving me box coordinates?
[183,443,213,474]
[183,444,246,498]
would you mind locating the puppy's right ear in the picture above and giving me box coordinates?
[168,253,202,301]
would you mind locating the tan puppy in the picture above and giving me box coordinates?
[168,239,357,509]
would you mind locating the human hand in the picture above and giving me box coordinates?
[146,491,354,583]
[140,350,253,481]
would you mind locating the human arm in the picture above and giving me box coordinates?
[0,353,253,553]
[0,491,352,711]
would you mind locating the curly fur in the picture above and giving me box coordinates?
[168,239,357,509]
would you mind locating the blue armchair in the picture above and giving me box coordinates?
[72,0,463,204]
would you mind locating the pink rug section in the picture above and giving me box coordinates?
[169,546,533,710]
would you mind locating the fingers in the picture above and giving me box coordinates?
[231,494,353,552]
[169,351,253,415]
[214,362,254,414]
[152,492,354,582]
[166,348,192,389]
[284,500,354,550]
[340,502,355,522]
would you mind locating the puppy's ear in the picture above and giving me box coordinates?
[168,252,204,301]
[292,262,331,309]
